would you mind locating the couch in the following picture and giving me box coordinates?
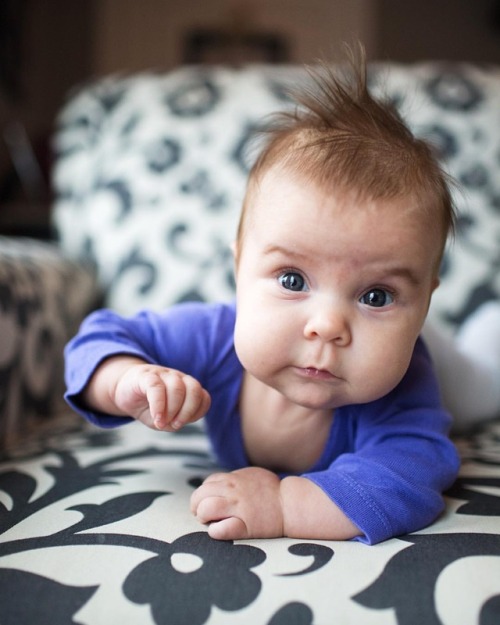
[1,61,500,625]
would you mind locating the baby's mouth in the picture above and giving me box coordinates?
[296,367,338,381]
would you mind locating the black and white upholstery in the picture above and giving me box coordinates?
[1,62,500,625]
[53,63,500,331]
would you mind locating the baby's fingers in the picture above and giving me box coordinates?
[169,374,211,430]
[136,370,169,427]
[208,517,248,541]
[147,371,210,430]
[190,477,249,540]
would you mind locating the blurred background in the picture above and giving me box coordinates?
[2,0,500,238]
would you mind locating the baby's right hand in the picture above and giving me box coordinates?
[86,357,211,431]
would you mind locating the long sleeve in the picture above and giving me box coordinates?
[303,338,461,544]
[64,301,240,428]
[65,307,460,545]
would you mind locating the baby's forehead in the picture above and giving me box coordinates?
[249,164,430,215]
[241,162,448,262]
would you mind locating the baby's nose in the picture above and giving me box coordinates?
[303,302,351,346]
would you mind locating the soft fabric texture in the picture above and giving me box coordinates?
[423,301,500,427]
[53,64,500,335]
[1,60,500,624]
[0,411,499,625]
[0,236,98,445]
[64,301,459,544]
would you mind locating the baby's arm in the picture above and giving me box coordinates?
[190,467,360,541]
[83,355,211,431]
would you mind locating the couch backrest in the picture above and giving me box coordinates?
[52,63,500,333]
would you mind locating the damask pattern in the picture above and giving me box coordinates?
[0,418,499,624]
[3,61,495,623]
[0,238,97,446]
[53,63,500,334]
[369,63,500,330]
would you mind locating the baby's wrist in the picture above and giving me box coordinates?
[279,476,304,538]
[86,355,148,415]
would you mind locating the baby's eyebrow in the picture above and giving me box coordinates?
[262,244,310,262]
[263,244,424,286]
[371,265,422,286]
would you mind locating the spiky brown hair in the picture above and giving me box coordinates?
[237,46,456,260]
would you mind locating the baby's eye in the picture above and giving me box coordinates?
[278,272,307,292]
[360,288,394,308]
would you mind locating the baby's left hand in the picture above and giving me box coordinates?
[190,467,284,540]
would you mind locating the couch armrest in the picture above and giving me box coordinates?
[0,236,99,446]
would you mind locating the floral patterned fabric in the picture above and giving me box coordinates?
[0,237,97,446]
[2,62,498,624]
[53,63,500,334]
[0,417,499,624]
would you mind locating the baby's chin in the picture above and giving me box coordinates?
[274,384,349,412]
[281,382,397,412]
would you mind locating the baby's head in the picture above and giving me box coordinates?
[236,52,456,273]
[232,51,458,410]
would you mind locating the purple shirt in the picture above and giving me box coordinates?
[65,300,460,544]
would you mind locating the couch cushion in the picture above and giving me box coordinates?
[1,415,500,624]
[52,67,295,314]
[53,63,500,333]
[0,237,98,446]
[369,62,500,332]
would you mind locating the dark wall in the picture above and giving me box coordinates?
[377,0,500,63]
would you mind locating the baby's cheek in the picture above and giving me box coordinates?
[234,315,266,370]
[233,320,249,368]
[372,350,414,399]
[349,338,411,403]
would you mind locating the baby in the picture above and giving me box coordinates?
[65,54,461,545]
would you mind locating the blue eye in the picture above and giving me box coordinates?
[279,272,306,292]
[360,288,394,307]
